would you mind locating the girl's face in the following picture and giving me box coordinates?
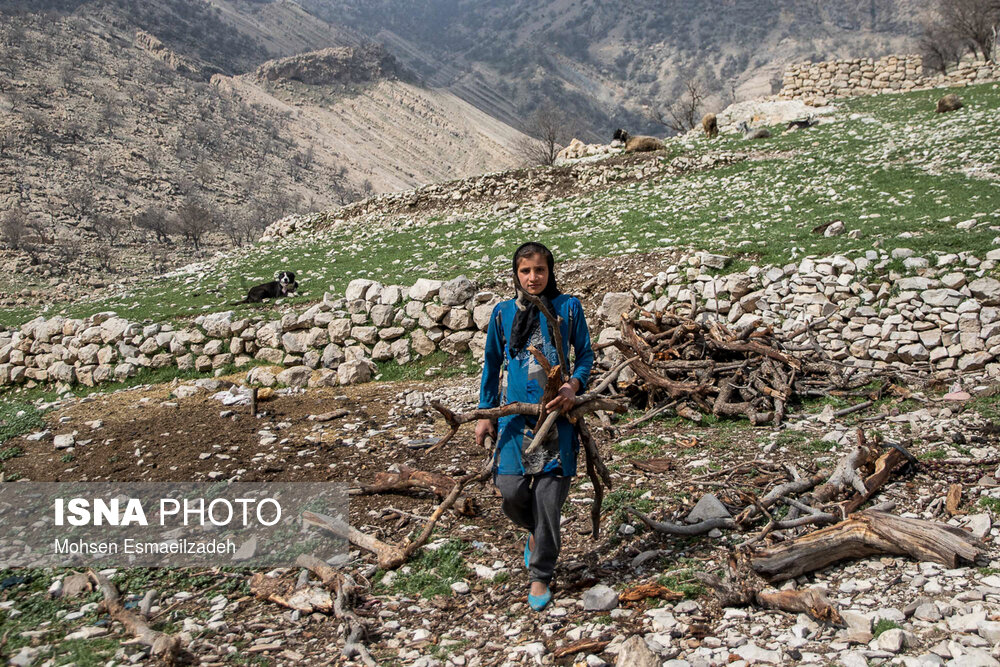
[516,253,549,296]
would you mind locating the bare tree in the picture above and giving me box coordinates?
[92,241,115,272]
[26,216,52,245]
[92,214,125,247]
[175,198,214,251]
[57,62,77,91]
[515,102,572,166]
[135,206,171,244]
[2,207,27,250]
[192,160,215,186]
[924,0,1000,64]
[65,184,96,220]
[650,79,707,134]
[0,129,13,157]
[100,98,121,135]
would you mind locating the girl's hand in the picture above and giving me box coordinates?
[546,380,580,414]
[475,418,497,449]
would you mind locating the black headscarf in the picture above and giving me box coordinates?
[509,242,560,357]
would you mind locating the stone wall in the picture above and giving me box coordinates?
[778,54,1000,104]
[594,247,1000,381]
[0,275,499,390]
[5,243,1000,391]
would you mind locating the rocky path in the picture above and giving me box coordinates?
[2,365,999,666]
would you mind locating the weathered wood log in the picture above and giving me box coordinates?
[296,555,376,666]
[578,416,612,539]
[627,507,735,535]
[303,511,408,570]
[87,570,181,663]
[305,458,493,570]
[946,484,963,516]
[552,638,612,659]
[809,430,881,506]
[695,571,843,626]
[351,465,478,515]
[840,444,913,515]
[428,397,626,451]
[751,510,986,582]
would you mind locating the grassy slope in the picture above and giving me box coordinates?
[4,82,999,329]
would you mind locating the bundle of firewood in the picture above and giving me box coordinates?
[603,308,885,426]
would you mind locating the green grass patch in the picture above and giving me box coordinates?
[381,540,469,599]
[918,448,948,461]
[0,568,253,663]
[657,571,706,599]
[0,445,24,460]
[873,618,902,638]
[967,393,1000,421]
[613,435,668,455]
[0,402,44,445]
[979,497,1000,513]
[375,351,479,382]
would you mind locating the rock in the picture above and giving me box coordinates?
[941,272,967,289]
[276,366,311,388]
[338,359,372,385]
[950,648,999,666]
[280,331,309,354]
[686,493,731,523]
[201,311,234,338]
[824,220,846,237]
[699,253,731,270]
[914,603,942,622]
[351,326,378,345]
[970,277,1000,306]
[53,433,75,449]
[9,647,42,667]
[615,635,659,667]
[370,304,395,327]
[450,581,470,595]
[442,308,473,330]
[597,292,634,322]
[978,620,1000,644]
[735,642,782,664]
[877,628,906,652]
[582,584,618,611]
[439,331,474,354]
[328,318,352,344]
[411,329,436,356]
[247,367,277,387]
[963,513,992,539]
[409,278,443,301]
[171,385,200,399]
[439,275,476,306]
[48,361,75,383]
[474,301,500,331]
[345,278,376,301]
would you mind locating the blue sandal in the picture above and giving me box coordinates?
[528,586,552,611]
[524,537,532,569]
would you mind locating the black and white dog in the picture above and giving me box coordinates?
[238,271,298,304]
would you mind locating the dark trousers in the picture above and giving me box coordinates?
[494,474,572,585]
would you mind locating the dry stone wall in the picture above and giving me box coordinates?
[5,245,1000,391]
[778,55,1000,103]
[0,275,499,391]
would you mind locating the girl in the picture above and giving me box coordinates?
[475,242,594,611]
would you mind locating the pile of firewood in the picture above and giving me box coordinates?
[626,429,985,623]
[603,308,889,426]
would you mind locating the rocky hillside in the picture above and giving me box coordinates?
[300,0,926,136]
[0,2,530,313]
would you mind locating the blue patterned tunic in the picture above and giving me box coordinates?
[478,295,594,476]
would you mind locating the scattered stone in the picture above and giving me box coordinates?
[582,584,618,611]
